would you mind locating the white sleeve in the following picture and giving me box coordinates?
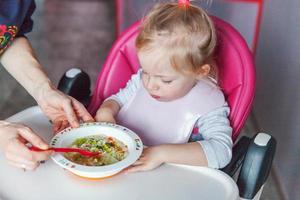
[195,105,233,169]
[106,69,142,107]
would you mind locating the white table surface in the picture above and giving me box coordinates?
[0,106,239,200]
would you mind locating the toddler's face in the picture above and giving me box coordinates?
[138,50,198,102]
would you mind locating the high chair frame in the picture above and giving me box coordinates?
[58,16,276,200]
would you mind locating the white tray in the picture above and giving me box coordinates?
[0,106,239,200]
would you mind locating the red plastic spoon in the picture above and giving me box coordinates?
[29,146,100,157]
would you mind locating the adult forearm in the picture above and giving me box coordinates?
[0,37,52,101]
[159,142,208,166]
[0,37,94,131]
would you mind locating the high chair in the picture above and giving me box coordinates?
[57,16,276,200]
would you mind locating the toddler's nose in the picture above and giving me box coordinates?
[146,78,159,91]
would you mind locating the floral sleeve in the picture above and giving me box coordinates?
[0,0,36,55]
[0,25,18,54]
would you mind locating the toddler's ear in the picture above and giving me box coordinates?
[196,64,210,79]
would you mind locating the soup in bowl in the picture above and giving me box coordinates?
[50,122,143,179]
[64,135,128,166]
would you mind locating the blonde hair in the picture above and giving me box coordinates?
[136,3,218,80]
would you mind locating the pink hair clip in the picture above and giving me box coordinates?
[178,0,190,7]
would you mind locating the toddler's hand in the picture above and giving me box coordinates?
[125,146,165,173]
[95,108,116,124]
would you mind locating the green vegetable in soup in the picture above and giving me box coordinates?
[64,135,128,166]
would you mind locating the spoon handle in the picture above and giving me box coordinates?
[29,146,100,157]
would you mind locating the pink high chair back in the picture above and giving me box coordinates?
[88,17,256,142]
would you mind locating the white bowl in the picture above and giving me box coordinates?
[50,122,143,179]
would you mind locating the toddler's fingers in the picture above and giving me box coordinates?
[110,118,116,124]
[94,114,100,122]
[132,158,145,166]
[94,114,106,123]
[125,164,148,173]
[95,117,116,124]
[94,108,102,120]
[131,160,144,166]
[122,166,134,173]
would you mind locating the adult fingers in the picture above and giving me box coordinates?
[5,139,40,166]
[17,126,48,149]
[6,139,52,169]
[7,160,39,171]
[32,150,53,162]
[17,135,27,144]
[59,120,70,131]
[53,120,69,133]
[71,99,94,122]
[6,152,37,167]
[62,99,79,128]
[53,120,62,133]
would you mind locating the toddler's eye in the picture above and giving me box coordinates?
[142,71,148,76]
[142,71,149,77]
[162,80,173,84]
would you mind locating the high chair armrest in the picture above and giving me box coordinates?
[221,133,276,199]
[237,133,276,199]
[221,136,251,176]
[58,68,91,107]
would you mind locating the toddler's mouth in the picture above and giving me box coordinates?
[151,95,160,99]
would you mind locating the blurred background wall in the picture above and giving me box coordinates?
[116,0,260,51]
[254,0,300,199]
[0,0,115,118]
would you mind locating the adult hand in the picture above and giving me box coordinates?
[35,84,94,132]
[0,121,52,170]
[1,37,93,132]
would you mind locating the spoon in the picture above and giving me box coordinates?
[29,146,101,157]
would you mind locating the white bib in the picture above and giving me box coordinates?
[116,80,225,146]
